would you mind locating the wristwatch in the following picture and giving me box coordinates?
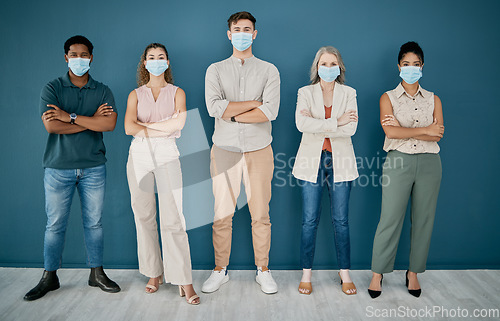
[231,116,236,122]
[70,113,77,124]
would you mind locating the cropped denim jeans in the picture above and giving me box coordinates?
[300,150,352,270]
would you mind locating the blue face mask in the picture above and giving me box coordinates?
[231,32,253,51]
[318,65,340,83]
[146,60,169,76]
[68,58,90,77]
[399,66,422,84]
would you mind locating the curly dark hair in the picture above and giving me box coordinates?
[64,35,93,55]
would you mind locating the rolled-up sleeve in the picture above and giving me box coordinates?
[205,64,230,119]
[257,65,280,121]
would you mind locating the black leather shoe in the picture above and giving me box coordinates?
[368,274,383,299]
[89,266,120,293]
[24,270,60,301]
[405,270,421,297]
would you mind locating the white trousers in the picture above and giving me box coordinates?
[126,137,192,285]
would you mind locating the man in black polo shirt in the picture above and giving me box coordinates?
[24,35,120,301]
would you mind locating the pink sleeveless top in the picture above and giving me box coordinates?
[135,84,180,138]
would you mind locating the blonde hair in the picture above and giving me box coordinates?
[310,46,346,85]
[137,43,173,86]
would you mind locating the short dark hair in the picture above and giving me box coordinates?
[64,35,94,55]
[227,11,256,30]
[398,41,424,64]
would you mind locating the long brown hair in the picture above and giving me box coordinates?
[137,43,173,86]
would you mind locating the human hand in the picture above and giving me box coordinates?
[300,109,312,118]
[338,110,358,126]
[93,103,114,117]
[381,114,400,127]
[426,118,445,137]
[43,104,70,122]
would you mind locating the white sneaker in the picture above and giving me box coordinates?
[201,268,229,293]
[256,269,278,294]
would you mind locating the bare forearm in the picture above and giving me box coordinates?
[414,135,441,142]
[141,115,186,134]
[74,114,117,132]
[384,126,428,139]
[44,120,87,134]
[222,101,261,118]
[234,108,269,123]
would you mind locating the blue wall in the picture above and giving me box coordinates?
[1,0,499,270]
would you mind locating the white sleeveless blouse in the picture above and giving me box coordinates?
[383,83,440,154]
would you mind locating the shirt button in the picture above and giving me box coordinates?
[416,120,419,122]
[240,91,243,93]
[415,108,417,110]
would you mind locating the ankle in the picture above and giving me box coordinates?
[214,266,226,272]
[258,266,269,272]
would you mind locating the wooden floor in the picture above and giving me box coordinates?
[0,268,499,321]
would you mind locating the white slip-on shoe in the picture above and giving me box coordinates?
[256,268,278,294]
[201,268,229,293]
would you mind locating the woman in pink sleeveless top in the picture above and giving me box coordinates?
[124,43,199,305]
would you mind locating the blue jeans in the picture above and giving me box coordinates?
[300,150,352,269]
[43,164,106,271]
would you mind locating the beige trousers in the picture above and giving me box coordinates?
[126,137,192,285]
[210,144,274,268]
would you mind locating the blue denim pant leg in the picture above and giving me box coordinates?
[77,164,105,268]
[326,174,352,270]
[43,165,105,271]
[44,168,78,271]
[300,151,353,270]
[299,153,328,269]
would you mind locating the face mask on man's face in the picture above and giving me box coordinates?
[231,32,253,51]
[68,58,90,76]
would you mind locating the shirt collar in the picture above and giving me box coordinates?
[230,55,255,65]
[395,82,427,98]
[61,72,96,89]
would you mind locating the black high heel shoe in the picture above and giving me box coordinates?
[405,270,421,297]
[368,274,383,299]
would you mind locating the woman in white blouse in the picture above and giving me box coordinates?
[292,46,359,295]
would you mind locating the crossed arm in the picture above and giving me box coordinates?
[380,93,444,141]
[42,103,117,134]
[205,64,280,123]
[124,88,187,137]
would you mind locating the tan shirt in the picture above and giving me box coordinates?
[383,83,440,154]
[205,56,280,152]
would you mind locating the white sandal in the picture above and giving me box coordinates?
[179,285,200,305]
[145,275,163,294]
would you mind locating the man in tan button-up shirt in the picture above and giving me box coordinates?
[202,11,280,295]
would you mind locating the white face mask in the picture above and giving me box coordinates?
[68,58,91,76]
[231,32,253,51]
[145,60,169,76]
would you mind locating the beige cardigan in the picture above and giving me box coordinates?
[292,83,359,183]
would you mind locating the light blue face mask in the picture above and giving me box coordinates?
[68,58,90,77]
[399,66,422,84]
[231,32,253,51]
[146,60,169,76]
[318,65,340,83]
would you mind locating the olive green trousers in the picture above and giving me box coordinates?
[371,150,442,274]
